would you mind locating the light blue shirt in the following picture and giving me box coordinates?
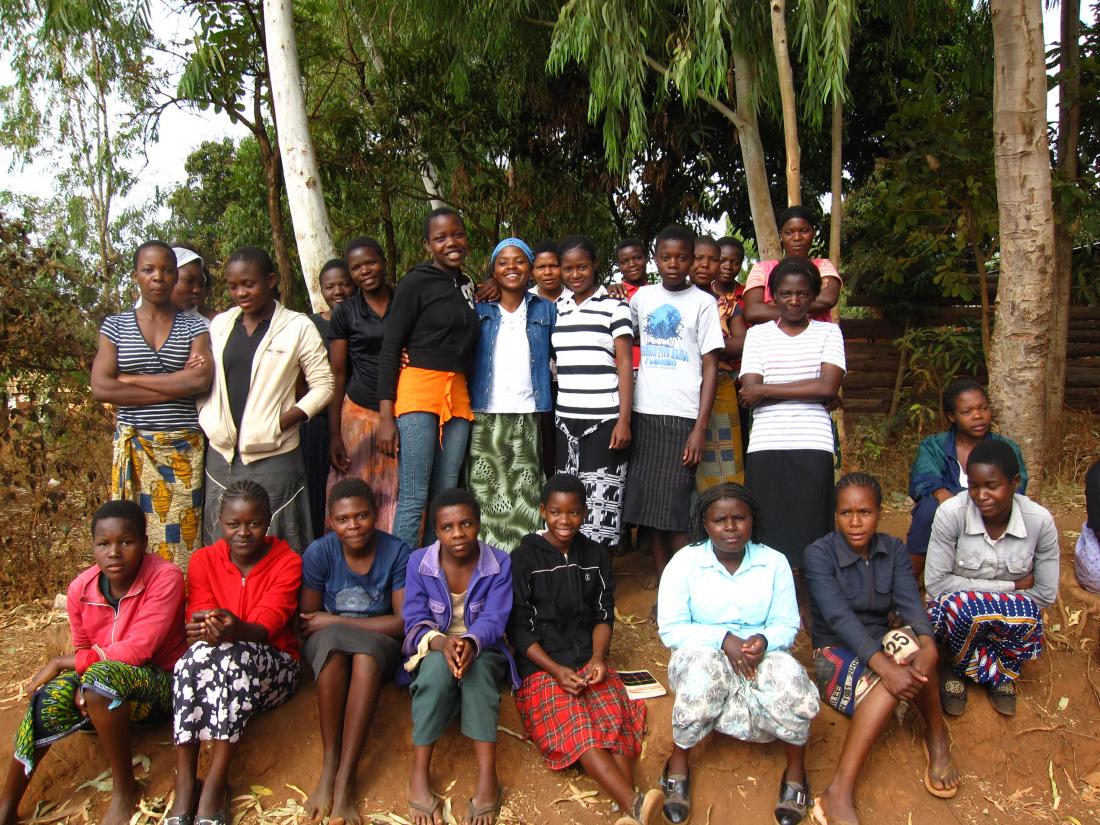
[657,540,799,653]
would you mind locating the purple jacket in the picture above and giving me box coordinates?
[398,540,520,689]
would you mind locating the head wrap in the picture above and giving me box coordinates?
[490,237,534,265]
[172,247,203,269]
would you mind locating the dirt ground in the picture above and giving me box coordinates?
[2,510,1099,825]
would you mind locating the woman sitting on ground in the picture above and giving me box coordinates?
[0,501,185,825]
[906,378,1027,578]
[805,473,959,825]
[925,440,1059,717]
[657,483,819,825]
[299,478,410,825]
[401,489,518,825]
[509,473,662,825]
[168,481,302,825]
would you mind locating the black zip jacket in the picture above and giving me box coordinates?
[377,263,479,402]
[508,532,616,680]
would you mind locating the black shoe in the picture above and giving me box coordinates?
[660,759,691,824]
[774,777,809,825]
[988,680,1017,716]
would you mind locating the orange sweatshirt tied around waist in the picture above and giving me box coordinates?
[394,367,473,443]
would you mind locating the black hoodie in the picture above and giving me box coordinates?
[377,263,479,402]
[508,531,616,680]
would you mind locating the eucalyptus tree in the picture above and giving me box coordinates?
[0,0,161,306]
[987,0,1057,487]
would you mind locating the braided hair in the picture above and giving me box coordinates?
[690,483,762,545]
[835,472,883,508]
[218,480,272,520]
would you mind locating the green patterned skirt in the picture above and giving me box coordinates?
[466,412,543,552]
[14,660,171,775]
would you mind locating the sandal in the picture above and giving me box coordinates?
[164,817,195,825]
[988,680,1017,716]
[465,786,504,824]
[939,666,967,716]
[408,792,442,824]
[614,788,663,825]
[922,740,959,799]
[774,777,810,825]
[659,759,691,824]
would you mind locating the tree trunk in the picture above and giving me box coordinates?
[987,0,1057,491]
[732,50,781,260]
[769,0,801,206]
[1047,0,1081,455]
[379,180,399,283]
[256,125,295,305]
[828,96,843,269]
[263,0,337,312]
[964,204,992,364]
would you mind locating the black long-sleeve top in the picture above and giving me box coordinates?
[508,532,615,680]
[376,263,479,402]
[804,531,934,664]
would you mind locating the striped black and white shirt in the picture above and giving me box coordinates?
[100,311,209,430]
[740,319,846,454]
[551,286,633,421]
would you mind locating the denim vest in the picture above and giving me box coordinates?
[469,293,555,412]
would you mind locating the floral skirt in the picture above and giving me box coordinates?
[327,399,399,534]
[668,646,819,749]
[173,641,299,744]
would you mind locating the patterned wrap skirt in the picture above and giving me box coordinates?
[515,669,646,770]
[622,413,696,533]
[173,641,299,744]
[927,590,1044,687]
[204,448,312,553]
[326,398,399,534]
[466,412,543,552]
[668,646,819,749]
[813,627,919,716]
[14,660,171,774]
[111,424,204,570]
[696,371,744,491]
[555,416,629,547]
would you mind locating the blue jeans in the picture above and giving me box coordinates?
[393,413,472,549]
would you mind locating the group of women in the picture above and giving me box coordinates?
[0,205,1064,825]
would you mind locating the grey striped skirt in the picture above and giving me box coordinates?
[622,412,697,532]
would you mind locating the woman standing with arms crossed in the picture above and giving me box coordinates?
[328,237,398,532]
[92,240,213,569]
[198,246,334,552]
[377,208,479,550]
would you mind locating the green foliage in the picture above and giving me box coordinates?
[896,324,984,432]
[841,5,998,320]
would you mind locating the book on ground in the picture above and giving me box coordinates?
[617,669,667,700]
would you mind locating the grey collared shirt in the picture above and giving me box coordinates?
[924,492,1060,608]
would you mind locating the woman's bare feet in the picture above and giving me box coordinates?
[304,769,335,823]
[329,775,362,825]
[815,787,860,825]
[101,780,141,825]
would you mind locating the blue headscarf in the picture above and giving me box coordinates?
[490,237,534,265]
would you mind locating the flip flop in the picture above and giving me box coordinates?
[465,787,504,824]
[922,741,959,799]
[408,791,442,824]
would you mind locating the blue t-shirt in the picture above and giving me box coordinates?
[301,530,411,616]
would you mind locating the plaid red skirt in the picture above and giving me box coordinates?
[515,669,646,770]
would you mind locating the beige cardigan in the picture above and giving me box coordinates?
[199,303,334,464]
